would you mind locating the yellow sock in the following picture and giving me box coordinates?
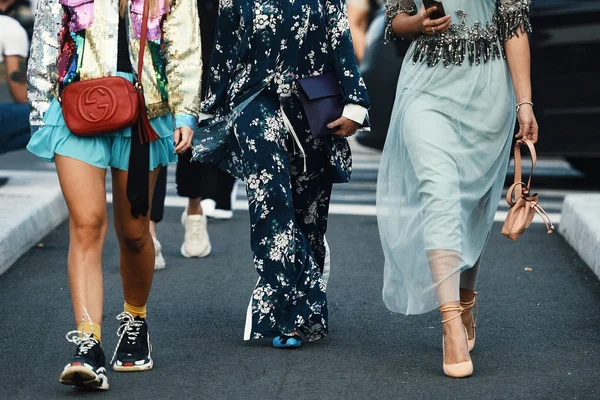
[124,301,147,319]
[77,321,102,343]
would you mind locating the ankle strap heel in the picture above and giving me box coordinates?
[439,304,473,378]
[460,292,478,352]
[439,305,464,324]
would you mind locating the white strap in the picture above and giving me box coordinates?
[280,105,307,174]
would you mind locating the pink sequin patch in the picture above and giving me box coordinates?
[60,0,94,31]
[131,0,167,41]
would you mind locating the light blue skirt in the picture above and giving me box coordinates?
[27,73,177,171]
[376,50,516,315]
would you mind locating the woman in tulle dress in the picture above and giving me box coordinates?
[378,0,538,377]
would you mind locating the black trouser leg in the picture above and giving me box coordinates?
[176,149,236,210]
[150,165,167,223]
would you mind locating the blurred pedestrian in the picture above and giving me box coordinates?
[0,12,29,155]
[347,0,381,63]
[378,0,538,378]
[26,0,201,390]
[0,0,35,39]
[193,0,370,347]
[150,0,236,269]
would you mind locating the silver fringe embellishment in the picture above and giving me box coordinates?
[410,3,532,68]
[495,0,532,42]
[384,2,416,44]
[412,20,503,68]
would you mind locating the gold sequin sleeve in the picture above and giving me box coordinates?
[162,0,202,127]
[27,0,63,132]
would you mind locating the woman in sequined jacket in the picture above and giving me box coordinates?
[378,0,538,378]
[26,0,201,390]
[193,0,370,347]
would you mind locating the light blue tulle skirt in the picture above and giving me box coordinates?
[27,73,177,171]
[376,44,516,315]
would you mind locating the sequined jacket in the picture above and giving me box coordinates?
[384,0,532,68]
[28,0,202,133]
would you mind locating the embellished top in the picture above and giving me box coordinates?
[27,0,202,132]
[384,0,532,68]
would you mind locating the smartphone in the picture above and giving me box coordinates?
[423,0,446,20]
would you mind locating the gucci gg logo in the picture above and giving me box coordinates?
[77,86,118,123]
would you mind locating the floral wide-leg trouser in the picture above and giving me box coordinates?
[232,93,333,341]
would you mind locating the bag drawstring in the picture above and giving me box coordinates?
[533,203,555,234]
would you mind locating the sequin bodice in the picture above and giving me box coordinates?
[385,0,531,67]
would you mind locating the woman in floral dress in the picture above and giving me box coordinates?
[193,0,370,347]
[379,0,537,377]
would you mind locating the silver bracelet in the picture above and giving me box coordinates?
[516,101,533,112]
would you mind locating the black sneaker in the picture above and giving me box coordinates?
[111,312,153,372]
[60,335,109,390]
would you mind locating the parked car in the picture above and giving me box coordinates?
[357,0,600,176]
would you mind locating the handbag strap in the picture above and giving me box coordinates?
[506,139,537,206]
[136,0,151,89]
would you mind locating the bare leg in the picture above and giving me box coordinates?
[428,249,470,366]
[460,258,481,291]
[187,197,203,215]
[55,155,108,326]
[149,221,157,239]
[459,258,481,340]
[111,167,160,307]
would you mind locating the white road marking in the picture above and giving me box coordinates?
[106,193,562,223]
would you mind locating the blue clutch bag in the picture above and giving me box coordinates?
[296,72,345,138]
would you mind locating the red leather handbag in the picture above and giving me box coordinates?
[60,0,159,143]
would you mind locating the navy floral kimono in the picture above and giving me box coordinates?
[192,0,370,341]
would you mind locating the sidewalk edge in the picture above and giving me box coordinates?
[0,178,67,276]
[559,194,600,280]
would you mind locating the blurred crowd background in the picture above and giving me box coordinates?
[1,0,599,181]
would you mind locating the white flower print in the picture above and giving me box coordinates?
[246,137,257,152]
[277,83,292,97]
[254,13,270,30]
[219,0,233,9]
[193,0,372,344]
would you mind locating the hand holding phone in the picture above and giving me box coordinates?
[423,0,446,20]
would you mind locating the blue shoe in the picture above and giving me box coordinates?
[272,335,302,349]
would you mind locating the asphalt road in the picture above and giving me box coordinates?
[2,134,600,399]
[1,188,600,399]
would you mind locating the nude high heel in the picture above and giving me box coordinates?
[439,304,473,378]
[460,291,478,352]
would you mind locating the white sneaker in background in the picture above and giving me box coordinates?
[180,210,211,258]
[153,237,166,270]
[211,209,233,220]
[200,199,217,218]
[200,198,233,220]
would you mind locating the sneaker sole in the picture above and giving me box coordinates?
[180,243,211,258]
[60,365,109,390]
[208,214,233,220]
[112,358,154,372]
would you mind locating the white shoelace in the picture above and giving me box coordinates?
[65,308,97,355]
[65,333,97,355]
[110,312,143,364]
[186,217,204,241]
